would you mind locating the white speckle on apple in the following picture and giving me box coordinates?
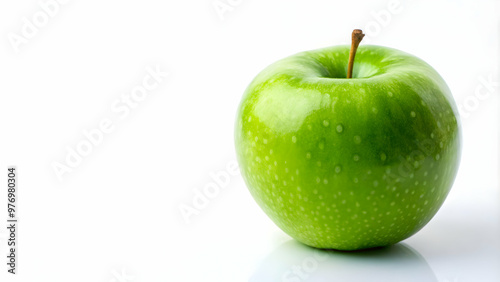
[306,153,311,159]
[323,120,329,127]
[335,165,342,173]
[318,141,325,150]
[292,136,297,143]
[354,135,362,144]
[255,136,259,142]
[317,161,322,167]
[263,138,268,144]
[373,181,379,187]
[353,154,360,161]
[411,111,416,117]
[323,179,328,184]
[435,154,440,160]
[316,177,320,183]
[336,124,344,133]
[353,178,359,183]
[380,152,387,161]
[388,92,393,97]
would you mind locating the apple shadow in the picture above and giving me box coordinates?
[249,240,437,282]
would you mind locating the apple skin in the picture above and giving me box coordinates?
[235,45,461,251]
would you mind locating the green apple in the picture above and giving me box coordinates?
[234,42,461,251]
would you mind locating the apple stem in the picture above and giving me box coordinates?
[347,29,365,79]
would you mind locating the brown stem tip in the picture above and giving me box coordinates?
[347,29,365,79]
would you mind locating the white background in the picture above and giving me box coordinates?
[0,0,498,281]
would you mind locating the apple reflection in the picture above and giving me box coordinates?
[250,240,436,282]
